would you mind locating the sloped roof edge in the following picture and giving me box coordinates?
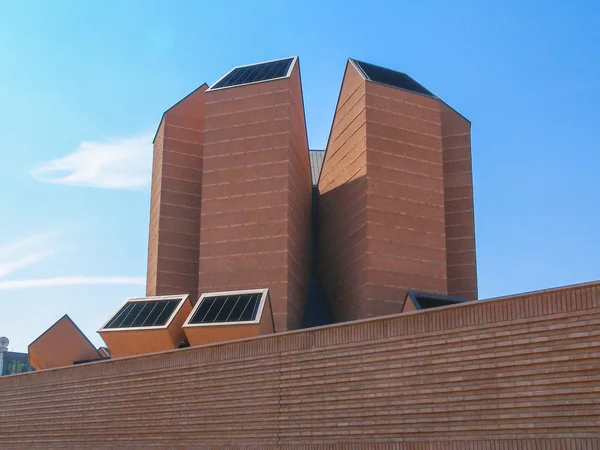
[152,83,209,144]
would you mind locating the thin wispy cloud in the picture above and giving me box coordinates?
[31,132,153,190]
[0,232,58,279]
[0,276,145,290]
[0,252,54,278]
[0,232,145,290]
[0,232,53,259]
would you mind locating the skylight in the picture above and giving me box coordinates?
[208,57,296,91]
[183,289,269,326]
[351,59,434,97]
[100,295,189,331]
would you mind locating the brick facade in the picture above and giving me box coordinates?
[199,61,312,332]
[14,57,577,448]
[145,58,477,328]
[146,85,207,303]
[441,103,478,300]
[318,61,368,323]
[319,61,478,323]
[3,282,599,447]
[27,315,100,370]
[364,80,447,315]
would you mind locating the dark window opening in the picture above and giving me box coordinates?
[407,291,467,310]
[188,293,263,325]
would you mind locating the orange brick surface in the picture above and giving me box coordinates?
[28,315,100,371]
[199,61,312,332]
[318,61,368,323]
[3,282,599,447]
[364,81,447,316]
[146,84,207,304]
[441,103,478,300]
[98,297,192,358]
[319,61,478,323]
[183,294,274,347]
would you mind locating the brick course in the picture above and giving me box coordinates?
[441,103,478,301]
[318,61,368,323]
[199,61,312,332]
[146,84,207,303]
[319,62,479,323]
[2,282,599,447]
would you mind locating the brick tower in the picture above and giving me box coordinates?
[198,57,312,332]
[318,59,477,322]
[146,84,207,304]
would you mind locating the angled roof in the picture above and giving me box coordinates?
[350,58,435,97]
[404,291,467,311]
[99,294,190,332]
[349,58,470,123]
[152,83,208,144]
[28,315,100,371]
[207,56,298,92]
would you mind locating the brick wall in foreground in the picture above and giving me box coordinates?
[1,281,599,448]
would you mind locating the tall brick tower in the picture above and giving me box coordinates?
[145,56,475,330]
[440,102,477,301]
[146,84,207,304]
[198,57,312,332]
[318,59,477,322]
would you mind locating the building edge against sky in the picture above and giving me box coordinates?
[3,55,599,447]
[3,281,599,445]
[318,59,477,323]
[146,83,207,304]
[146,56,479,330]
[27,55,480,356]
[200,57,312,333]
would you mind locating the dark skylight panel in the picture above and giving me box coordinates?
[351,59,435,97]
[210,57,295,90]
[183,289,270,327]
[188,293,262,324]
[102,297,184,329]
[407,291,467,310]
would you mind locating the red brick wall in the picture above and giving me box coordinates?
[199,63,312,332]
[286,62,313,329]
[441,103,478,300]
[3,282,599,447]
[364,81,447,317]
[318,62,368,322]
[146,85,207,303]
[319,62,453,322]
[28,316,100,370]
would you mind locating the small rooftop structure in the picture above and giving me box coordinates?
[402,291,467,312]
[28,315,101,371]
[183,288,274,347]
[98,294,192,359]
[208,56,296,91]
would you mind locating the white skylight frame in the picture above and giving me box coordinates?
[98,294,189,333]
[182,288,269,328]
[206,57,297,92]
[348,58,368,81]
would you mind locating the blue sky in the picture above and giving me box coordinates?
[0,1,598,352]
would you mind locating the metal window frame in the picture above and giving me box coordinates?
[98,294,189,333]
[182,288,269,328]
